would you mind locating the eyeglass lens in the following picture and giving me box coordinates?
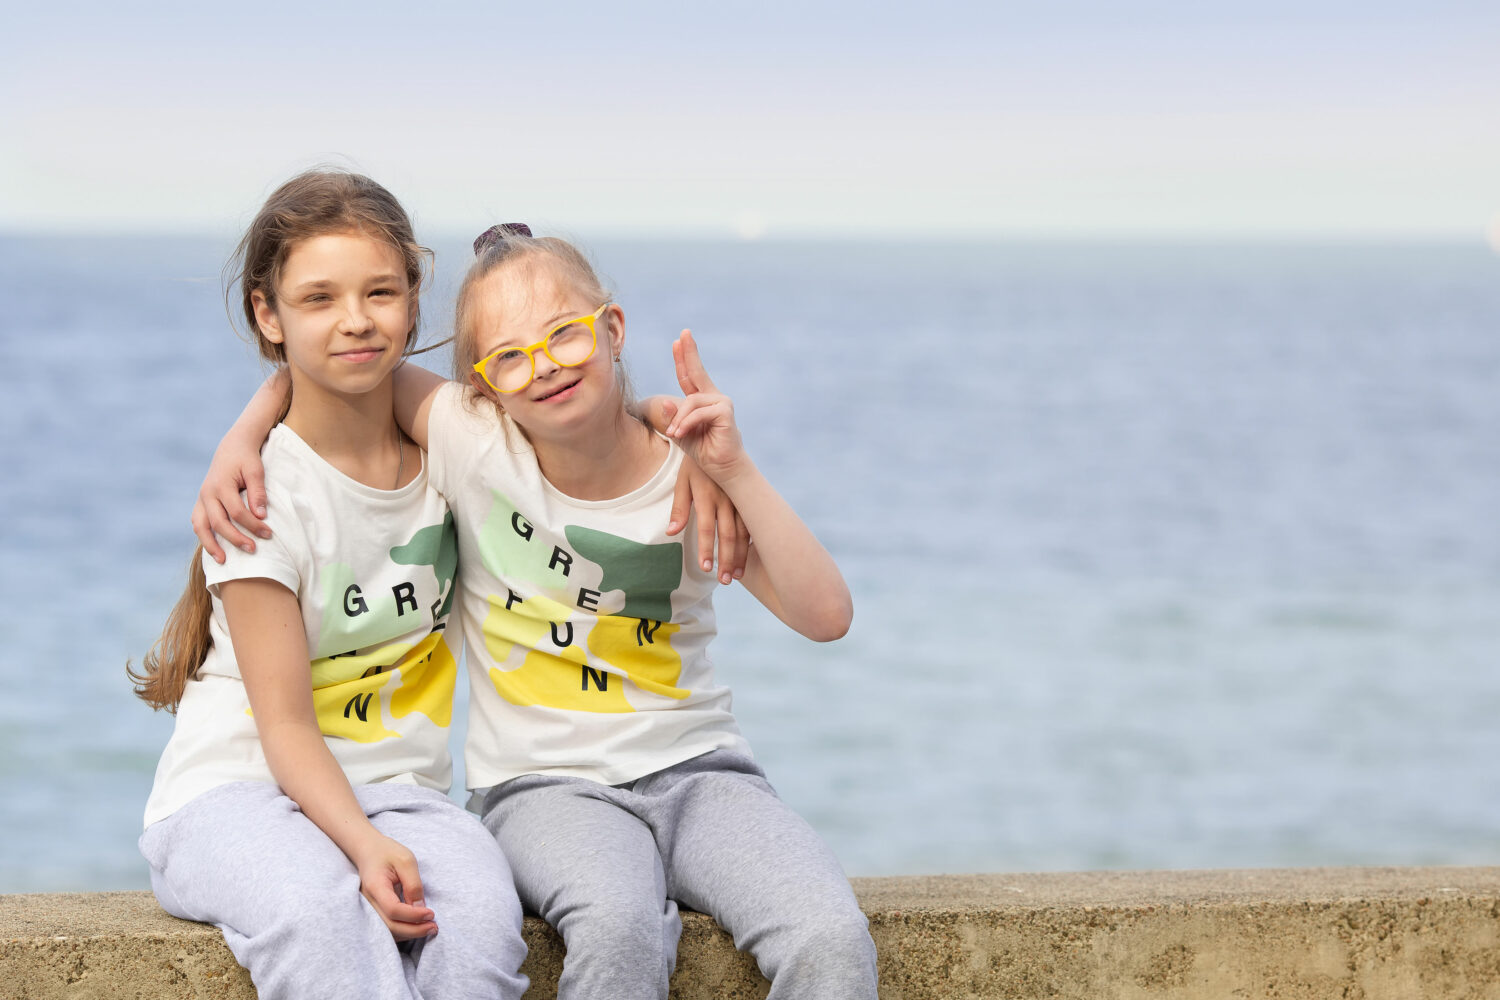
[486,321,596,392]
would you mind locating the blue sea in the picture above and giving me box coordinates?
[2,234,1497,893]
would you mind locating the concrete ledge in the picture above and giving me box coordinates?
[3,867,1499,998]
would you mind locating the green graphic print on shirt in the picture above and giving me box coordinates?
[478,490,689,712]
[301,511,459,741]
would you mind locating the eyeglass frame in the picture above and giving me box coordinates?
[471,303,612,395]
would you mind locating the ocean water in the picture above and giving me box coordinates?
[1,234,1497,892]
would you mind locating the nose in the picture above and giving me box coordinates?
[532,347,562,379]
[338,297,376,335]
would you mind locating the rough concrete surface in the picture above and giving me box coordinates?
[3,868,1498,998]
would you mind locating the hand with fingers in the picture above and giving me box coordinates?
[191,369,289,563]
[668,456,749,585]
[661,331,749,487]
[192,435,271,563]
[354,834,437,941]
[645,338,751,584]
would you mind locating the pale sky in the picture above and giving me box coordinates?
[4,0,1497,239]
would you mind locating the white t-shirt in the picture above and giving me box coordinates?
[143,425,460,827]
[427,382,750,790]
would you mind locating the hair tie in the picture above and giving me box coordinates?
[473,223,533,256]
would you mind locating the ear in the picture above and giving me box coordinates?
[251,289,284,344]
[604,303,626,360]
[469,371,500,404]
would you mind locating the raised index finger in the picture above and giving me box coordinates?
[674,330,718,396]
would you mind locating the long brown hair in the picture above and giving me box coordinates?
[127,550,213,711]
[128,169,427,712]
[230,169,430,363]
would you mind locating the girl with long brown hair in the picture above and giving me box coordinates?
[131,170,528,1000]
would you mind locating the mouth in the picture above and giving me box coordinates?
[335,348,385,363]
[533,377,582,402]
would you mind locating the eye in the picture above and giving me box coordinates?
[550,321,594,346]
[494,348,528,363]
[371,287,399,298]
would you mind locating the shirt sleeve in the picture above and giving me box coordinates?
[201,483,303,597]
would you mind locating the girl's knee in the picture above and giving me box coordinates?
[269,889,377,945]
[425,878,525,951]
[553,898,679,1000]
[753,909,877,999]
[228,894,406,997]
[818,906,877,958]
[768,904,877,971]
[566,895,675,951]
[416,834,523,930]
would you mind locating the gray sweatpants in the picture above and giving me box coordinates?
[479,749,878,1000]
[140,781,529,1000]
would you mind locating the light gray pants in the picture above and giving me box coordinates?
[479,749,877,1000]
[140,781,528,1000]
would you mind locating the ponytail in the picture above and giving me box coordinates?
[127,548,213,712]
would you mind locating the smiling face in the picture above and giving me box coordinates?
[468,256,626,440]
[252,231,414,402]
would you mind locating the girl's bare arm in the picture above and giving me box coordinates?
[193,363,447,562]
[662,331,852,641]
[218,577,437,940]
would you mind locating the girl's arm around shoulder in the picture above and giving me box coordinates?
[218,578,438,941]
[194,364,449,562]
[662,331,851,641]
[193,370,289,562]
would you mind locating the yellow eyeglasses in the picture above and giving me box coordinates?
[472,303,609,394]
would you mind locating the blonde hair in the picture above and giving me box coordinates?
[129,170,426,712]
[452,230,636,414]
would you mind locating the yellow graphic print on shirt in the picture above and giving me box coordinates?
[263,513,459,742]
[485,597,688,712]
[485,593,631,713]
[389,632,457,727]
[479,490,690,713]
[585,615,686,700]
[310,633,458,742]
